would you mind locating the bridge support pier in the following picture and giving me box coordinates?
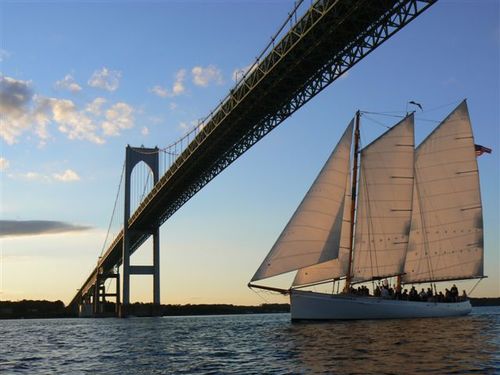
[120,146,160,318]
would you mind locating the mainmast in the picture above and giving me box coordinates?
[344,110,360,292]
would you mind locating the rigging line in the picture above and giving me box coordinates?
[100,161,126,258]
[414,167,437,283]
[467,277,483,296]
[361,114,392,129]
[361,158,381,282]
[250,286,270,304]
[361,111,406,119]
[420,99,463,114]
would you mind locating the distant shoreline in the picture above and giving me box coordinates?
[1,298,499,320]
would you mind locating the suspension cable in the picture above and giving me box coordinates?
[100,161,125,257]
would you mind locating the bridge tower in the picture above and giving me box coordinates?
[119,145,160,317]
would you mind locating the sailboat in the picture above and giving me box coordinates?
[249,100,485,320]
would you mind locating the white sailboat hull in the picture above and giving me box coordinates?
[290,290,472,321]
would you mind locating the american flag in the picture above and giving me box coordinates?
[475,144,492,157]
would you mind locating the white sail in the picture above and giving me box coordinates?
[251,121,354,282]
[351,115,415,283]
[402,101,483,283]
[292,168,351,286]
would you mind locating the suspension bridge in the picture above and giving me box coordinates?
[69,0,436,317]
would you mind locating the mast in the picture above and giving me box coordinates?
[344,110,360,292]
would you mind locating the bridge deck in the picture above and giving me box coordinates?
[69,0,435,309]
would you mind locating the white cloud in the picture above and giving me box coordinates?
[102,102,134,136]
[1,74,136,145]
[169,102,178,111]
[88,67,121,91]
[10,169,80,183]
[232,64,255,82]
[141,126,149,136]
[0,49,10,62]
[173,69,186,94]
[150,85,169,98]
[17,172,50,182]
[52,169,80,182]
[150,69,186,98]
[55,74,82,93]
[85,97,107,115]
[0,157,9,171]
[47,97,104,144]
[192,65,224,87]
[178,119,199,134]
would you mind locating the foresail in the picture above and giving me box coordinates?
[292,164,351,286]
[402,101,484,283]
[251,121,354,282]
[351,115,415,283]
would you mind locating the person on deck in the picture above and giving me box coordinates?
[409,286,418,301]
[461,290,468,301]
[451,284,459,302]
[402,289,409,300]
[419,288,427,301]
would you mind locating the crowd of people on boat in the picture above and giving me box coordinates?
[348,282,468,303]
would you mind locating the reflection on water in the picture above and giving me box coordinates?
[0,307,499,374]
[286,311,500,374]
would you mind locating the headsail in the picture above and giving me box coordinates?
[251,121,354,282]
[402,101,484,283]
[351,115,415,283]
[292,164,352,286]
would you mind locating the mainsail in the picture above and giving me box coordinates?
[402,101,484,283]
[351,115,415,282]
[251,121,353,282]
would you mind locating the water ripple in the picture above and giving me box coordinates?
[0,307,499,374]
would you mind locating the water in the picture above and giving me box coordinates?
[1,307,499,374]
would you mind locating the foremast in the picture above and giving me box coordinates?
[344,110,361,292]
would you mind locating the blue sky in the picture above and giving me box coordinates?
[1,0,499,305]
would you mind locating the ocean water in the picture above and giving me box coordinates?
[1,307,499,374]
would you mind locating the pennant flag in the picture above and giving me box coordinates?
[475,144,492,157]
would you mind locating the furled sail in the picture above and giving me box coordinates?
[351,115,415,283]
[292,165,352,286]
[251,121,354,282]
[402,101,484,283]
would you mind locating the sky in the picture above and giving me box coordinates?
[1,0,499,306]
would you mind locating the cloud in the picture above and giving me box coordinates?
[47,97,105,144]
[15,171,51,182]
[169,102,178,111]
[0,157,10,171]
[1,74,135,145]
[102,102,134,136]
[0,49,10,62]
[141,126,149,136]
[55,74,82,93]
[192,65,224,87]
[9,169,81,183]
[88,67,121,91]
[0,220,91,237]
[52,169,80,182]
[0,75,35,144]
[150,85,169,98]
[150,69,186,98]
[232,64,256,82]
[85,97,106,116]
[173,69,187,94]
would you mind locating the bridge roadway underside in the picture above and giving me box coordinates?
[69,0,434,310]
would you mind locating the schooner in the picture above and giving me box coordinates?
[249,101,486,320]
